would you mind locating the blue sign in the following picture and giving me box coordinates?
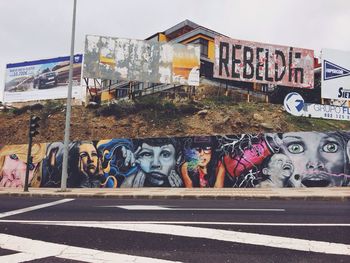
[284,92,305,116]
[323,60,350,81]
[6,54,83,69]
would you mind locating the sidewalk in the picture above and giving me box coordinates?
[1,187,350,200]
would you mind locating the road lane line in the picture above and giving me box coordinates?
[0,252,42,262]
[105,205,285,211]
[5,221,349,256]
[0,233,181,263]
[1,220,350,227]
[0,199,74,219]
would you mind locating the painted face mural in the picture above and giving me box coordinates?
[259,153,294,188]
[279,132,349,187]
[1,131,350,189]
[180,136,217,188]
[196,146,212,167]
[0,154,33,187]
[136,142,176,187]
[78,143,99,177]
[69,141,102,188]
[0,144,45,188]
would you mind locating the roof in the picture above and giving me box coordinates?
[145,19,226,42]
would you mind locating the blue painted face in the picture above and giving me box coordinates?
[137,143,176,185]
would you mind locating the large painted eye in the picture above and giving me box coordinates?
[28,163,35,171]
[139,151,152,158]
[10,154,19,160]
[79,152,88,158]
[161,150,171,158]
[322,142,338,153]
[287,143,304,154]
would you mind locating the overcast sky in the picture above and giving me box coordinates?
[1,0,349,101]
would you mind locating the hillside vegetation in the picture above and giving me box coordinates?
[1,85,350,145]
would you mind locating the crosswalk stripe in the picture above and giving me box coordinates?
[0,199,74,219]
[12,221,350,256]
[0,233,181,263]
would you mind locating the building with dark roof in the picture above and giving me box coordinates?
[145,19,223,78]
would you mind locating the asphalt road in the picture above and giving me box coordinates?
[0,196,349,262]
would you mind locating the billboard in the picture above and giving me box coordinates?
[284,92,350,121]
[4,55,83,103]
[214,36,314,89]
[321,49,350,100]
[83,35,200,86]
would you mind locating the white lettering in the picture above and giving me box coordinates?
[326,69,343,74]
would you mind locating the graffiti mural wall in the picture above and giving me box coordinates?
[1,131,350,188]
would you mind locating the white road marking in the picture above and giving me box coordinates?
[0,252,36,263]
[1,220,349,256]
[0,199,74,219]
[107,205,285,212]
[0,233,181,263]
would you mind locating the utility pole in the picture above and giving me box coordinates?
[60,0,77,191]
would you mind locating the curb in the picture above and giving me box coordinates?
[1,190,349,201]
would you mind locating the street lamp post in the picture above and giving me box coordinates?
[60,0,77,191]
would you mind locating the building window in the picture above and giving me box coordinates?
[189,38,208,57]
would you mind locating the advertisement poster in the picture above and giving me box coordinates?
[83,35,200,86]
[284,92,350,121]
[321,48,350,100]
[214,36,314,89]
[4,54,83,103]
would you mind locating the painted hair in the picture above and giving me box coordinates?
[97,139,137,187]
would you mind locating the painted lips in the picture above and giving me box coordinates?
[300,172,344,187]
[148,172,167,180]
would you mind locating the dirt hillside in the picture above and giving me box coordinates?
[1,85,349,145]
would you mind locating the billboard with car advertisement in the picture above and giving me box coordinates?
[83,35,200,86]
[214,36,314,89]
[3,54,83,103]
[321,48,350,100]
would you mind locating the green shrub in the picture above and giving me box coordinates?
[163,101,177,115]
[95,100,136,118]
[177,103,199,114]
[134,96,162,111]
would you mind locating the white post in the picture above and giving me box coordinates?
[60,0,77,191]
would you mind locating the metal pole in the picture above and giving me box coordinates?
[60,0,77,191]
[24,118,33,192]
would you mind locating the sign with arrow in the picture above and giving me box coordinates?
[321,49,350,100]
[284,92,350,121]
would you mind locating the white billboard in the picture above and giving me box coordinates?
[321,49,350,100]
[83,35,200,86]
[284,92,350,121]
[4,55,83,103]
